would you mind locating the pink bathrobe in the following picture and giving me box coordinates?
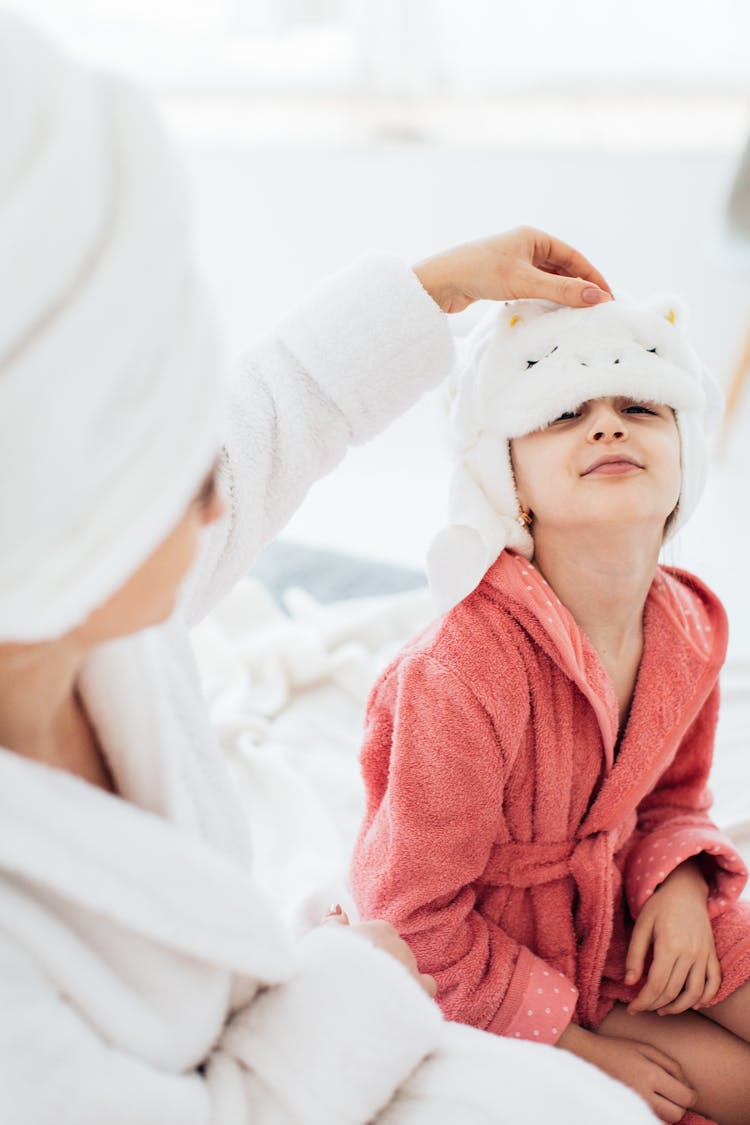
[351,550,750,1119]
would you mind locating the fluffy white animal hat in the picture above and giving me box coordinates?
[0,17,224,640]
[427,295,723,614]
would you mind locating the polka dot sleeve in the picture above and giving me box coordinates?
[626,826,748,920]
[500,955,578,1045]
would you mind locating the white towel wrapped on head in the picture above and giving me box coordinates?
[0,16,224,642]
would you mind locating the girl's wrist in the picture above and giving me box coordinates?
[659,857,709,898]
[555,1022,594,1057]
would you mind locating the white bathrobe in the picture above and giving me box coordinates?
[0,255,655,1125]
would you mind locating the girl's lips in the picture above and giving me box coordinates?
[584,460,643,476]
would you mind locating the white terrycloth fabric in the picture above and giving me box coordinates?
[0,246,655,1124]
[427,295,724,614]
[0,16,223,641]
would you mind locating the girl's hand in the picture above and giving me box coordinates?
[558,1024,697,1123]
[412,226,613,314]
[625,859,721,1016]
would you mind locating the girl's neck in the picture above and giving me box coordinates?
[531,524,662,658]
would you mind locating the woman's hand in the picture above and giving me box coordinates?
[413,226,613,314]
[322,905,437,999]
[557,1023,697,1123]
[625,859,721,1016]
[350,920,438,998]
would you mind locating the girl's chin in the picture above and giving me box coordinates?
[537,508,671,533]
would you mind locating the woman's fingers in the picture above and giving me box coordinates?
[513,262,610,307]
[321,903,350,926]
[412,226,612,312]
[526,229,613,295]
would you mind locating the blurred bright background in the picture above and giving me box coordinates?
[11,2,750,614]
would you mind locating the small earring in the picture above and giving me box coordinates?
[517,510,533,529]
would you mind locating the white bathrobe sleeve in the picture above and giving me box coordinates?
[0,926,443,1125]
[182,254,455,626]
[0,931,659,1125]
[0,934,212,1125]
[217,926,443,1124]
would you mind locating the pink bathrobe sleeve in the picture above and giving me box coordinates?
[351,652,579,1045]
[624,684,748,920]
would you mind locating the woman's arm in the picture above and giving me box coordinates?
[1,907,662,1125]
[0,924,442,1125]
[183,230,612,625]
[182,253,454,625]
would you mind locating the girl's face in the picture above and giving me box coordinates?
[510,396,681,538]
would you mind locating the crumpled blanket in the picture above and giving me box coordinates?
[192,578,435,928]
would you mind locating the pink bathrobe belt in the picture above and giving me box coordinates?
[486,815,636,1026]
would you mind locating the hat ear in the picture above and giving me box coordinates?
[500,298,560,332]
[465,302,526,346]
[646,293,688,330]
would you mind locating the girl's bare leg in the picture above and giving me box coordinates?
[597,1002,750,1125]
[704,977,750,1042]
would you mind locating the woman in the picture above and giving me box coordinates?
[0,15,655,1125]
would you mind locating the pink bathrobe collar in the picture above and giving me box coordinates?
[481,549,727,831]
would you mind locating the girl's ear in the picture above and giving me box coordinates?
[645,293,688,330]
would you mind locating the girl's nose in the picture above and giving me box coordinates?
[587,406,627,443]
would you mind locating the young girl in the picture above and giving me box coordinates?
[351,295,750,1125]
